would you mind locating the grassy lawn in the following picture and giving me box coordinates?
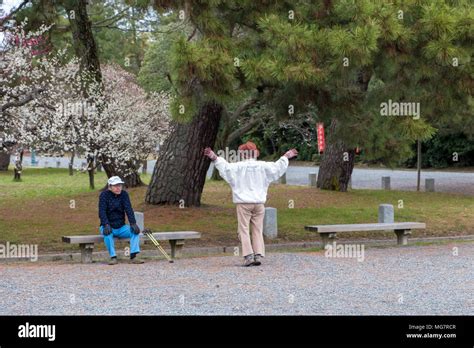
[0,168,473,254]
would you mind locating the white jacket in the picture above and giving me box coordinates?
[214,156,289,204]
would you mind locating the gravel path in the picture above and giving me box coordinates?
[1,243,472,315]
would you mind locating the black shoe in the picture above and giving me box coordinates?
[243,254,254,267]
[253,254,262,266]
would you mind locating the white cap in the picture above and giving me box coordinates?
[108,176,125,186]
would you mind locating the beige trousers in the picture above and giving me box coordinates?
[236,203,265,257]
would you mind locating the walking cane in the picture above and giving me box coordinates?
[142,228,174,263]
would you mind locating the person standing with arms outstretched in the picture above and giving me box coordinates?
[204,141,298,266]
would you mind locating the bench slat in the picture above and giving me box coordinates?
[305,222,426,233]
[62,231,201,244]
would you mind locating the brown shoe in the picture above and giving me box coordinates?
[130,258,144,264]
[108,258,118,265]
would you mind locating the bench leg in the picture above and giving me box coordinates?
[169,239,185,259]
[320,233,337,249]
[394,229,411,246]
[79,243,94,263]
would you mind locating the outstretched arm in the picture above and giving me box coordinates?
[204,147,235,185]
[264,148,298,183]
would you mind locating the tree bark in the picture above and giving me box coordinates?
[13,149,24,181]
[100,156,144,188]
[63,0,102,86]
[0,151,10,171]
[68,151,75,176]
[145,101,223,207]
[87,155,94,189]
[119,162,143,188]
[317,119,355,192]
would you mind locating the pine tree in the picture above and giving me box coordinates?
[145,0,294,206]
[242,0,472,191]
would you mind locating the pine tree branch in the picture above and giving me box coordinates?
[92,7,131,27]
[227,116,261,144]
[92,25,159,33]
[228,96,259,123]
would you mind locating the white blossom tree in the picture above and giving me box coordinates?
[84,63,171,187]
[0,20,80,178]
[1,22,170,186]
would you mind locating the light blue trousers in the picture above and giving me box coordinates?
[99,224,140,258]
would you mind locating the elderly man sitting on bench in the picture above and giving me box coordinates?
[98,176,144,265]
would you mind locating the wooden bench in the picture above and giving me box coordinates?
[304,222,426,248]
[62,231,201,263]
[62,211,201,263]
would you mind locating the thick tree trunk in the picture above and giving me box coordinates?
[317,119,355,192]
[0,151,10,171]
[145,101,223,207]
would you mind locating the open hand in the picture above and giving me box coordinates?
[204,147,218,161]
[284,148,298,159]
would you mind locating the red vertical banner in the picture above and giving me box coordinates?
[317,123,325,154]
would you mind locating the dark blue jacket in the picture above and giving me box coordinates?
[98,190,136,229]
